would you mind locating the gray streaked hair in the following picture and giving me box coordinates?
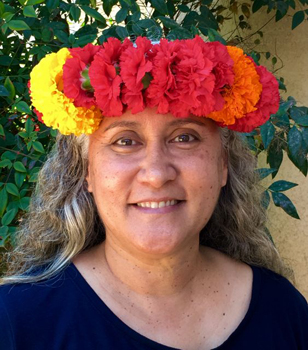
[0,128,293,285]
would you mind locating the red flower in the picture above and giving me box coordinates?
[171,37,216,117]
[120,37,153,114]
[226,65,279,132]
[89,38,131,116]
[63,43,101,109]
[195,38,235,111]
[146,39,181,114]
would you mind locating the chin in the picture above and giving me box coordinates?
[130,230,191,256]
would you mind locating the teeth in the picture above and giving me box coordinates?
[136,200,179,208]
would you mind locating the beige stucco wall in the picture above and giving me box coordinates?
[229,8,308,298]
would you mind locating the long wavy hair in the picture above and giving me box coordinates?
[0,128,293,285]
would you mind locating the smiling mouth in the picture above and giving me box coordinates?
[135,200,181,209]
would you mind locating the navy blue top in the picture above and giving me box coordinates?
[1,263,308,350]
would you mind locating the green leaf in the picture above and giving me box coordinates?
[26,0,45,5]
[138,19,156,29]
[261,190,270,209]
[0,2,4,16]
[302,128,308,148]
[1,151,17,161]
[81,5,106,24]
[132,23,144,36]
[115,8,128,23]
[288,125,302,160]
[0,85,9,97]
[289,107,308,126]
[267,138,283,178]
[0,189,8,217]
[207,28,226,44]
[103,0,117,16]
[1,208,18,226]
[90,0,97,7]
[151,0,168,15]
[3,12,15,22]
[32,141,45,153]
[6,183,20,197]
[25,117,34,134]
[75,34,97,46]
[271,113,290,129]
[14,161,27,173]
[23,5,37,18]
[15,101,32,115]
[157,16,179,29]
[260,121,275,149]
[15,172,26,188]
[8,20,31,31]
[178,4,190,12]
[0,125,4,137]
[19,197,31,211]
[115,26,129,39]
[4,77,15,100]
[271,192,300,219]
[0,55,19,66]
[269,180,298,192]
[256,168,277,180]
[42,27,53,42]
[0,159,12,168]
[292,11,305,30]
[252,0,264,12]
[70,5,81,22]
[54,30,68,43]
[29,172,38,182]
[131,11,141,22]
[0,226,9,247]
[287,126,308,175]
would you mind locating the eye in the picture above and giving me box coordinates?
[114,138,138,146]
[172,134,197,143]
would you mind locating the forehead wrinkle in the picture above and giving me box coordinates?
[103,120,140,132]
[167,118,208,128]
[102,116,209,134]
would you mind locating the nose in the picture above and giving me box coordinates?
[136,143,177,189]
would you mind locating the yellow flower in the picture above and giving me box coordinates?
[30,48,102,136]
[209,46,262,126]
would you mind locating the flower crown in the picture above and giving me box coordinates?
[29,35,280,136]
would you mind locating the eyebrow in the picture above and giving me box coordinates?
[103,117,207,133]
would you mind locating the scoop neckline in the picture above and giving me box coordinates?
[67,263,262,350]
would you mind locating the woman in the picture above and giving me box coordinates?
[1,36,308,350]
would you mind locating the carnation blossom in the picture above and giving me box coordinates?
[145,39,182,114]
[63,43,101,109]
[226,65,280,132]
[209,46,263,125]
[30,48,101,135]
[120,36,153,114]
[89,38,132,116]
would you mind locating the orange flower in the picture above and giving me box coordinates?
[208,46,262,125]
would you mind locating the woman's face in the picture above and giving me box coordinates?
[87,108,228,256]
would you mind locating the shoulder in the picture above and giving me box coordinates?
[0,264,77,320]
[251,265,308,339]
[253,265,307,306]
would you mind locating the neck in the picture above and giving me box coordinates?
[97,237,206,296]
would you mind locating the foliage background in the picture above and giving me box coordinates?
[1,0,308,278]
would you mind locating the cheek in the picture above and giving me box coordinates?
[187,151,225,202]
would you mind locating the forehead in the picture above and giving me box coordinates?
[98,108,219,134]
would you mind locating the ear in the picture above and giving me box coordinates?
[86,168,93,193]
